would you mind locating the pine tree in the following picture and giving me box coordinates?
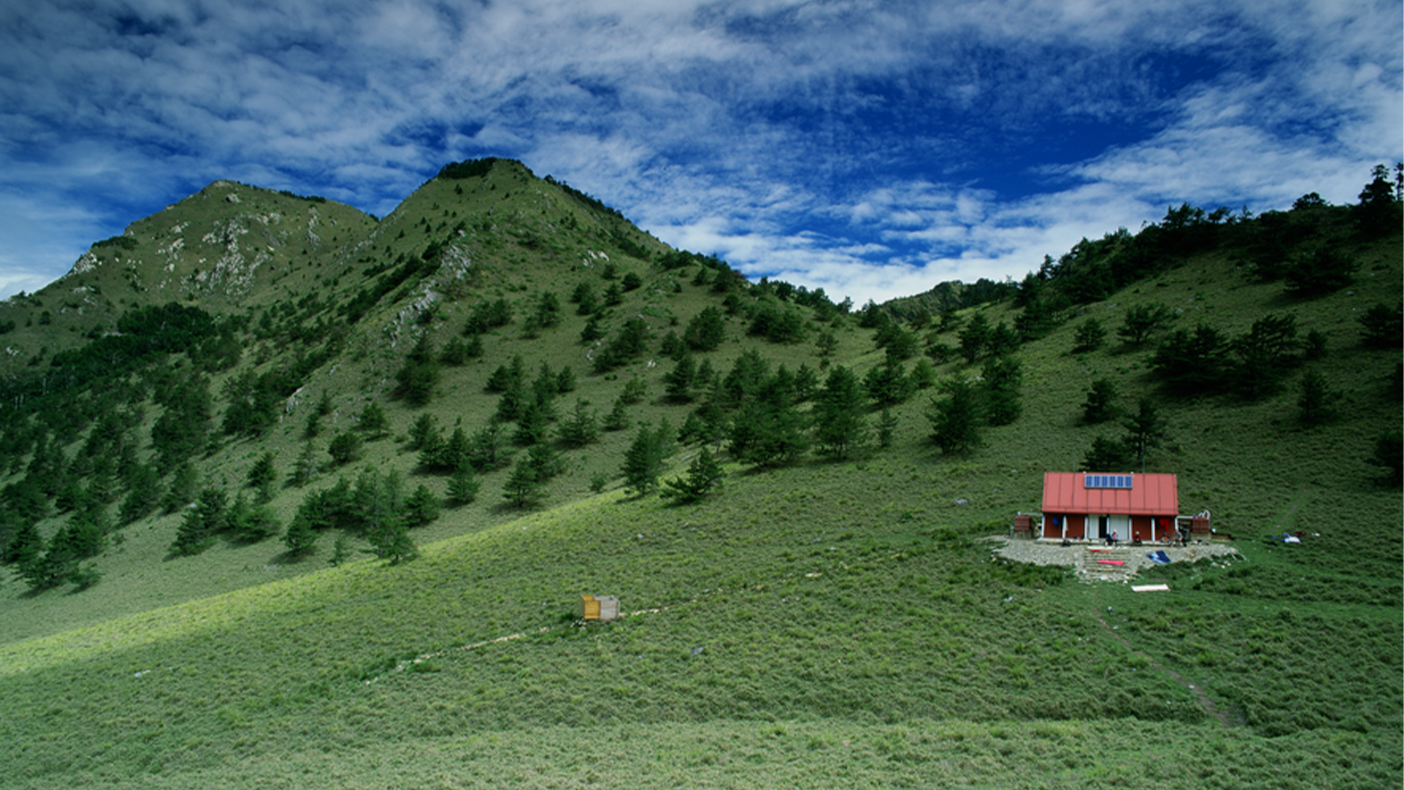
[534,291,562,329]
[425,426,470,473]
[246,451,278,502]
[1150,324,1230,394]
[603,395,631,432]
[363,471,415,563]
[403,484,441,527]
[864,354,913,407]
[958,313,991,363]
[877,407,898,449]
[513,397,552,446]
[684,306,727,352]
[662,447,724,503]
[1370,430,1403,485]
[163,461,200,512]
[359,401,389,438]
[406,413,440,451]
[4,520,44,568]
[327,431,363,466]
[446,469,481,505]
[170,486,227,556]
[288,442,321,487]
[1072,318,1106,353]
[395,335,441,406]
[1359,302,1403,350]
[622,423,669,496]
[813,365,869,460]
[1297,369,1341,426]
[119,461,163,524]
[729,376,809,467]
[282,508,319,558]
[1080,378,1120,425]
[1123,397,1168,469]
[1083,435,1134,471]
[558,399,600,448]
[227,492,280,542]
[927,378,982,454]
[1233,313,1300,399]
[664,352,698,402]
[556,366,577,393]
[1117,304,1173,347]
[502,457,544,508]
[981,354,1023,427]
[580,313,605,343]
[467,422,511,471]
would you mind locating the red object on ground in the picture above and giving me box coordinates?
[1097,559,1125,566]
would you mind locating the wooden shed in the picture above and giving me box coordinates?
[1041,472,1179,543]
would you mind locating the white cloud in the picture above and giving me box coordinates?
[0,0,1397,304]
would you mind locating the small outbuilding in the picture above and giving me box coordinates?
[1041,472,1179,543]
[579,594,620,622]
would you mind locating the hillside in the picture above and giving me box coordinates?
[0,160,1399,788]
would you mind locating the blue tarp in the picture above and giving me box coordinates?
[1146,550,1171,565]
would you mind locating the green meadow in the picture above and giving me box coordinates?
[0,160,1398,787]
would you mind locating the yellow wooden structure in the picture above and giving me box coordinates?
[579,594,620,622]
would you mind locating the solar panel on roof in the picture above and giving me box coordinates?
[1084,474,1133,489]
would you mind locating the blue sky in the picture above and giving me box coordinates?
[1,0,1399,304]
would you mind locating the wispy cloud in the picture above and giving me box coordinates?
[0,0,1398,302]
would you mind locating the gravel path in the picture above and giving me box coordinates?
[988,536,1241,583]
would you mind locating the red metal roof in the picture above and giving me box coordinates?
[1041,472,1178,516]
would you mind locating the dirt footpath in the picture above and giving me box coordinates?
[988,537,1241,583]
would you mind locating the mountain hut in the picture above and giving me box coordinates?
[1040,472,1179,542]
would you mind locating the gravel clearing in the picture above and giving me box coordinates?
[987,536,1241,583]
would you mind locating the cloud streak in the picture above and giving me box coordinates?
[1,0,1398,302]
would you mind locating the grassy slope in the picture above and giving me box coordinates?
[0,176,1398,787]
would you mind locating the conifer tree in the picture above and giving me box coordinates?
[363,471,415,563]
[3,519,43,568]
[1296,369,1341,426]
[662,447,724,503]
[358,401,389,438]
[877,407,898,449]
[958,313,991,363]
[328,431,363,466]
[603,395,632,432]
[1083,435,1134,471]
[502,457,544,508]
[288,442,321,488]
[446,468,481,505]
[467,422,511,472]
[558,399,601,448]
[1370,429,1403,485]
[664,352,698,402]
[1123,398,1168,469]
[865,353,913,407]
[403,484,441,527]
[1080,378,1120,425]
[227,492,280,542]
[513,397,551,446]
[170,486,227,556]
[813,365,869,460]
[246,451,278,502]
[622,422,671,496]
[1072,318,1107,353]
[981,354,1023,426]
[684,306,727,352]
[163,461,200,512]
[1117,304,1173,347]
[927,378,982,454]
[119,461,163,523]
